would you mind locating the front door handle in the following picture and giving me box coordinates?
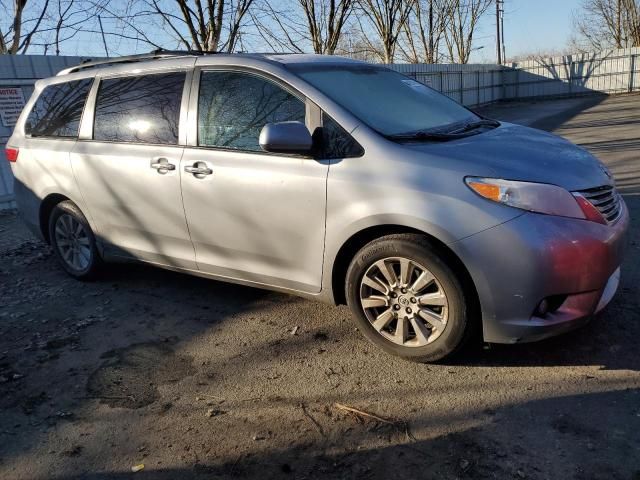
[150,157,176,174]
[184,162,213,177]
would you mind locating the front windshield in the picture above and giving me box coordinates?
[287,64,479,137]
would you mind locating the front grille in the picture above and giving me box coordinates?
[576,185,622,224]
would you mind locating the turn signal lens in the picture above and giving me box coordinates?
[467,181,500,201]
[5,147,18,163]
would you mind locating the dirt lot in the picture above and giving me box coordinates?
[1,94,639,480]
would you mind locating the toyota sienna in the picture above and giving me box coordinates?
[5,52,629,362]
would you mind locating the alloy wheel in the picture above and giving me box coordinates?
[54,213,92,272]
[359,257,449,347]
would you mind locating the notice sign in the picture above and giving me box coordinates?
[0,87,26,128]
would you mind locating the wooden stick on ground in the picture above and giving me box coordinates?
[334,403,395,424]
[333,402,416,441]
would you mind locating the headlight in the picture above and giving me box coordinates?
[465,177,587,219]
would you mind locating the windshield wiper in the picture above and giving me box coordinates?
[387,118,500,142]
[449,118,500,134]
[385,130,460,142]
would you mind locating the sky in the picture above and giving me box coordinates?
[471,0,583,63]
[22,0,586,63]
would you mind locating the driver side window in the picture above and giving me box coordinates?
[198,71,306,152]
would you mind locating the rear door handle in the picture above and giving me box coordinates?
[184,162,213,177]
[150,157,175,174]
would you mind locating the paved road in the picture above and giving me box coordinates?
[0,95,639,480]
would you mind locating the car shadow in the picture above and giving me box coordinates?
[38,388,640,479]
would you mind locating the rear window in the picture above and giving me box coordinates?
[25,79,93,137]
[93,72,185,145]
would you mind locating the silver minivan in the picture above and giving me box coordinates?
[6,52,629,362]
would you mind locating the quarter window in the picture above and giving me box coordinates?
[320,114,363,159]
[25,79,92,137]
[93,72,185,144]
[198,71,306,151]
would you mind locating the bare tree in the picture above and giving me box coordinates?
[50,0,91,55]
[573,0,640,50]
[0,0,51,54]
[333,25,381,60]
[357,0,415,63]
[96,0,258,53]
[249,1,306,53]
[444,0,492,63]
[251,0,354,54]
[299,0,355,53]
[398,0,451,63]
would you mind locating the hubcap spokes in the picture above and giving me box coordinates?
[359,257,448,347]
[54,214,91,271]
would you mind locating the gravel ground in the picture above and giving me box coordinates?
[0,94,639,480]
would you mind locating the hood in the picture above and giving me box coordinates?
[405,122,613,191]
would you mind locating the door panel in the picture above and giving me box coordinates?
[71,70,195,268]
[181,69,327,292]
[180,149,328,292]
[72,142,195,268]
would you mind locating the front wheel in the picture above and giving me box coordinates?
[345,234,472,362]
[49,200,102,280]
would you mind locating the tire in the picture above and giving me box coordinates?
[48,200,102,280]
[345,234,472,362]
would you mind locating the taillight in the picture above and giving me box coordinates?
[5,147,18,163]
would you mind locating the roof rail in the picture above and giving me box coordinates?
[57,49,213,76]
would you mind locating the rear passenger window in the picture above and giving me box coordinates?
[198,71,306,151]
[93,72,185,144]
[25,79,92,137]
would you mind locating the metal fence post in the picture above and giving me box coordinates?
[476,70,481,106]
[629,53,636,93]
[459,71,464,104]
[568,59,574,96]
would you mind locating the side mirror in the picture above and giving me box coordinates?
[259,121,313,155]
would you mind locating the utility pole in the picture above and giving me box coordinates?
[501,0,506,62]
[496,0,502,64]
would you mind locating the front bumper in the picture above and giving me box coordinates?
[450,200,629,344]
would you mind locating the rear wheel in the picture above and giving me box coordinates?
[49,201,102,279]
[345,234,472,362]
